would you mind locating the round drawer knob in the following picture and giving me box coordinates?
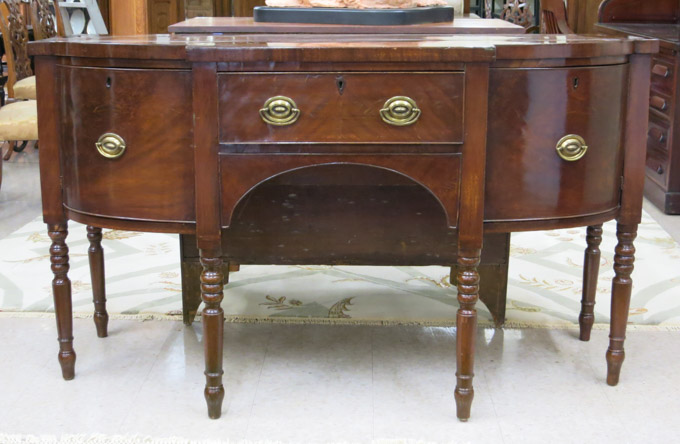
[380,96,421,126]
[96,133,126,159]
[556,134,588,162]
[259,96,300,126]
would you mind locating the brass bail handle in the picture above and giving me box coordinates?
[96,133,127,159]
[260,96,300,126]
[556,134,588,161]
[380,96,421,126]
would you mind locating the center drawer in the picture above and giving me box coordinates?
[218,72,464,144]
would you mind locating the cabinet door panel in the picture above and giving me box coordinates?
[485,64,627,222]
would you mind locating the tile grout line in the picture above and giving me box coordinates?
[243,323,273,440]
[584,341,635,439]
[117,324,176,430]
[371,326,375,442]
[476,342,507,444]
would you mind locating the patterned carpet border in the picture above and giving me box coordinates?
[2,310,679,331]
[0,435,458,444]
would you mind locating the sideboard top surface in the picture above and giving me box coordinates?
[596,23,680,48]
[29,33,659,62]
[167,16,524,35]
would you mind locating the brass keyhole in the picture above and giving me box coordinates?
[336,76,345,95]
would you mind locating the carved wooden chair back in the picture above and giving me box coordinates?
[0,0,32,99]
[540,0,574,34]
[500,0,534,29]
[31,0,58,40]
[55,0,107,36]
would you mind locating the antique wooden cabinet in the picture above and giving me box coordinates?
[597,0,680,213]
[29,33,656,421]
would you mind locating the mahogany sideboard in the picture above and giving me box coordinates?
[29,33,657,421]
[596,0,680,213]
[171,18,525,327]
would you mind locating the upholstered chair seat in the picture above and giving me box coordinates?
[13,76,37,100]
[0,100,38,141]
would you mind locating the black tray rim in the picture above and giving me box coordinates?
[253,6,455,26]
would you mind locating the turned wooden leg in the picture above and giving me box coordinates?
[48,224,76,380]
[181,258,230,326]
[606,223,637,386]
[200,248,225,419]
[87,226,108,338]
[579,224,603,341]
[454,250,481,421]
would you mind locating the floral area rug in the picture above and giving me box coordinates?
[1,213,680,327]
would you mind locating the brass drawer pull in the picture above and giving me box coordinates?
[649,127,666,144]
[652,64,670,78]
[96,133,126,159]
[556,134,588,161]
[650,95,668,111]
[380,96,421,126]
[259,96,300,126]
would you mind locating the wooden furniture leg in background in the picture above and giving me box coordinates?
[87,225,108,337]
[48,223,76,380]
[579,224,602,341]
[606,223,636,385]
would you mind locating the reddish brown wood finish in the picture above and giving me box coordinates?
[60,66,195,224]
[219,155,462,228]
[454,62,489,422]
[605,53,652,386]
[485,64,627,222]
[87,226,109,338]
[597,3,680,214]
[598,0,679,24]
[48,224,76,380]
[29,32,658,420]
[579,224,602,341]
[193,62,225,419]
[218,73,465,144]
[540,0,574,34]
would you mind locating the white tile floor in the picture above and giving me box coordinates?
[2,143,680,442]
[1,318,680,443]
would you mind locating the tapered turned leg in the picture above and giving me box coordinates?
[48,224,76,380]
[606,223,637,386]
[454,251,481,421]
[579,224,603,341]
[87,226,108,338]
[200,249,225,419]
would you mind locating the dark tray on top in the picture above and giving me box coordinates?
[253,6,454,26]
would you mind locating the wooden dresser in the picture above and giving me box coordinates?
[597,0,680,213]
[29,33,657,421]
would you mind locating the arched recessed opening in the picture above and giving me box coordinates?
[222,164,457,265]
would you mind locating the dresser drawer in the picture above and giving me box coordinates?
[218,72,464,144]
[647,147,669,188]
[60,66,195,223]
[650,92,673,119]
[485,64,626,221]
[647,112,670,154]
[650,56,675,97]
[646,111,670,187]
